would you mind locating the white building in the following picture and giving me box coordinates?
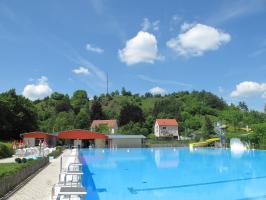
[154,119,179,139]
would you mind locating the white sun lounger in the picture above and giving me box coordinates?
[57,187,87,200]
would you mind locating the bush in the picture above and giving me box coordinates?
[147,133,156,139]
[48,146,64,159]
[48,150,61,158]
[0,143,13,159]
[21,158,27,163]
[56,146,64,151]
[15,158,21,163]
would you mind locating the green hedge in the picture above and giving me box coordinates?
[0,162,31,179]
[47,146,64,158]
[0,143,14,159]
[0,158,45,180]
[0,158,48,197]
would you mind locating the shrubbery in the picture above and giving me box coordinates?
[47,146,64,158]
[0,143,14,159]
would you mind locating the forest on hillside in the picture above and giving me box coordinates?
[0,88,266,146]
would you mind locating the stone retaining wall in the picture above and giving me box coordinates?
[0,158,49,197]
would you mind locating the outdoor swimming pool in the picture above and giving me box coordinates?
[79,148,266,200]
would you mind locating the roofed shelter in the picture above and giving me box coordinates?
[58,129,108,148]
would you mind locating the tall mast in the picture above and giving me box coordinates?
[106,72,109,95]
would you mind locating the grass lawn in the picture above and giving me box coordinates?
[0,162,33,179]
[145,139,192,146]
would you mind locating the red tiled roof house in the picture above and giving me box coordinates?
[91,120,118,134]
[154,119,179,139]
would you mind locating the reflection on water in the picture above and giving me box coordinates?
[80,148,146,169]
[154,149,179,168]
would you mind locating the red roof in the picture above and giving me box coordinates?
[91,120,118,129]
[23,131,56,139]
[156,119,178,126]
[58,129,107,140]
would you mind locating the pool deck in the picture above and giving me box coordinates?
[8,150,70,200]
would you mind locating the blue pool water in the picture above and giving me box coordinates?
[79,148,266,200]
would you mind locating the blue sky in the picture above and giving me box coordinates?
[0,0,265,111]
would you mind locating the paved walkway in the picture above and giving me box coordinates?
[0,156,15,163]
[9,150,71,200]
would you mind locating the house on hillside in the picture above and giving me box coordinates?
[154,119,179,139]
[91,119,118,134]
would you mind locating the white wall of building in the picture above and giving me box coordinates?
[154,122,160,137]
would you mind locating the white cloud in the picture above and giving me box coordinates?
[72,66,90,75]
[230,81,266,98]
[86,43,104,54]
[167,23,231,57]
[141,18,160,32]
[119,31,162,65]
[149,87,167,95]
[22,76,53,101]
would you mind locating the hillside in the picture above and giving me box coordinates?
[0,89,266,147]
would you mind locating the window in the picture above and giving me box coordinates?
[162,127,166,129]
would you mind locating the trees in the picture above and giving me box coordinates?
[118,122,149,136]
[53,112,75,132]
[153,96,182,119]
[74,107,90,129]
[54,95,71,113]
[0,89,38,139]
[238,101,248,112]
[90,97,105,121]
[94,124,109,133]
[1,87,266,144]
[220,106,243,131]
[252,123,266,146]
[201,116,214,139]
[71,90,89,114]
[121,87,132,96]
[119,102,144,126]
[191,90,227,110]
[144,92,153,98]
